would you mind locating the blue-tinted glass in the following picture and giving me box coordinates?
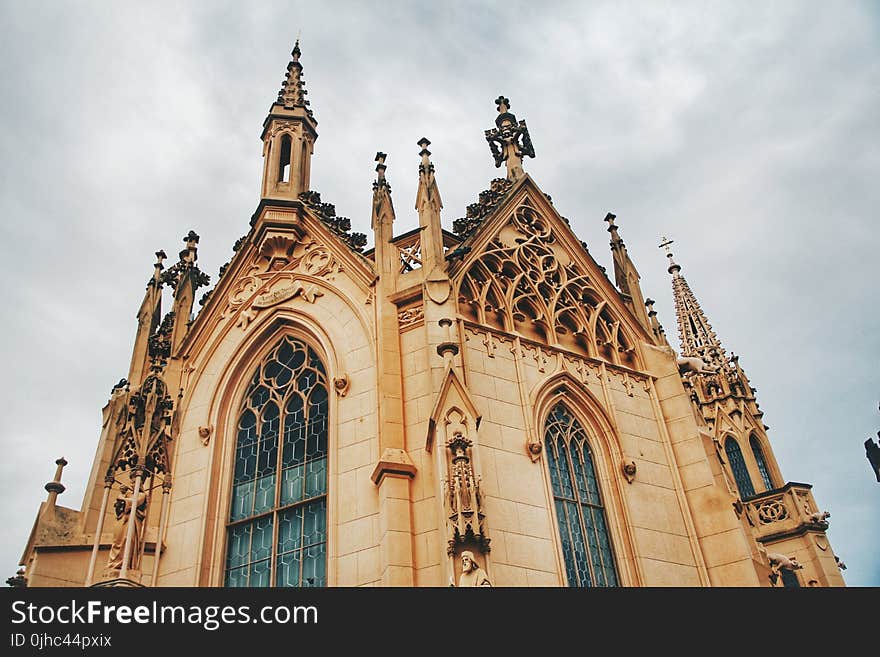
[277,506,303,554]
[555,441,576,500]
[305,457,327,499]
[302,544,326,587]
[546,438,564,497]
[566,500,591,587]
[250,559,271,587]
[780,568,800,588]
[226,337,328,588]
[750,436,773,491]
[725,438,755,498]
[280,464,305,506]
[593,509,618,586]
[276,551,301,587]
[555,500,579,586]
[546,403,618,588]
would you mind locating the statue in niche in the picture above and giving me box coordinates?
[106,484,148,572]
[457,550,491,587]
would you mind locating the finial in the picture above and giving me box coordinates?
[154,250,167,267]
[44,457,68,498]
[659,236,680,275]
[292,37,301,62]
[418,137,433,173]
[604,212,618,231]
[485,95,535,180]
[375,151,387,181]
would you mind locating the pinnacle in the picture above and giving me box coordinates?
[276,38,313,117]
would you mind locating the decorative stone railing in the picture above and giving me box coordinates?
[744,482,829,541]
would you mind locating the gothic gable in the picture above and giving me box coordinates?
[181,202,375,357]
[451,177,649,369]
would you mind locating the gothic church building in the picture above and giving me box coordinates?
[16,44,845,588]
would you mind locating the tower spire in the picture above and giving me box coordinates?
[275,39,313,117]
[661,237,726,369]
[260,38,319,201]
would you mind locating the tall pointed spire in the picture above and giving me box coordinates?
[661,237,727,369]
[260,39,318,201]
[415,137,444,273]
[604,212,652,336]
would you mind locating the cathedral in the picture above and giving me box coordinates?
[15,43,845,588]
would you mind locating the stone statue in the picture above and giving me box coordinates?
[457,550,491,587]
[107,484,148,572]
[677,356,716,376]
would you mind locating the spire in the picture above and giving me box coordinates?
[485,95,535,181]
[371,151,397,282]
[415,137,444,272]
[260,39,318,201]
[128,250,166,387]
[604,212,652,334]
[275,39,313,117]
[661,237,727,369]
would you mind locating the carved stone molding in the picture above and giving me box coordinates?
[398,305,424,330]
[333,375,350,397]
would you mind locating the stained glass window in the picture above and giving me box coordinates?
[225,336,328,587]
[750,435,773,491]
[725,437,755,499]
[545,403,618,587]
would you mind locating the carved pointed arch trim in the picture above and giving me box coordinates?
[426,366,483,452]
[454,194,641,370]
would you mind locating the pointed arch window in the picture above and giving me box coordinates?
[277,134,292,183]
[545,403,618,587]
[725,437,755,499]
[750,435,773,491]
[225,336,328,587]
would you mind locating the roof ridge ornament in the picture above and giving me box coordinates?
[484,95,535,181]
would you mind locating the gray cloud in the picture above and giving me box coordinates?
[1,1,876,586]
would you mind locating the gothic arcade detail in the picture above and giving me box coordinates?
[456,198,638,368]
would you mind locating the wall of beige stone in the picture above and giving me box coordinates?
[156,273,381,586]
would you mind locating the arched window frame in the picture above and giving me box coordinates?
[724,436,756,499]
[221,333,331,588]
[531,377,635,588]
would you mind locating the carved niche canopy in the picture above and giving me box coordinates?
[456,198,637,367]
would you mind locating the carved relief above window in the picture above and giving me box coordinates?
[456,199,636,367]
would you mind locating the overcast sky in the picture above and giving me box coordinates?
[1,1,877,586]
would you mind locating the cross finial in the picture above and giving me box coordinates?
[292,36,301,62]
[659,236,681,275]
[495,96,510,113]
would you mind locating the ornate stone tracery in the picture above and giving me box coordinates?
[456,199,637,367]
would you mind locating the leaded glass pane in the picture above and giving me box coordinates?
[750,436,773,491]
[725,438,755,498]
[225,336,329,588]
[545,403,619,588]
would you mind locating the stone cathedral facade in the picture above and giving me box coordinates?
[15,44,845,588]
